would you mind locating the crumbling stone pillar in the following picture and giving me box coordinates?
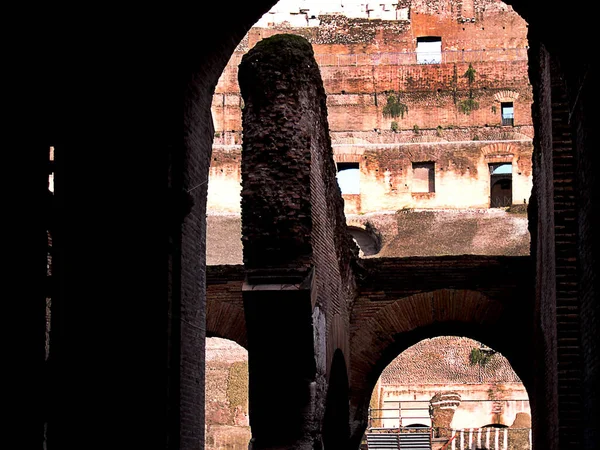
[430,391,461,439]
[238,34,358,450]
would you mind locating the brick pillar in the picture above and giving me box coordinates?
[548,54,583,450]
[238,33,358,449]
[527,38,560,450]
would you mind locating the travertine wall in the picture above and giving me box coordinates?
[208,0,533,215]
[208,140,533,214]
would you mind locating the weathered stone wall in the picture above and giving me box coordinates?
[205,265,246,347]
[380,336,522,384]
[216,62,532,132]
[209,140,533,214]
[209,1,533,217]
[238,34,318,270]
[16,1,596,450]
[346,254,534,445]
[527,35,597,450]
[205,338,251,450]
[207,147,242,213]
[206,208,530,264]
[214,0,531,135]
[338,140,532,213]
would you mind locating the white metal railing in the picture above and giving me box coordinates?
[448,427,532,450]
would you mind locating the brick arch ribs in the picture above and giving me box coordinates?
[347,288,532,448]
[206,301,247,349]
[206,265,247,348]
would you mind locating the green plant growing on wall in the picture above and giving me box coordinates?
[464,62,476,84]
[458,63,479,115]
[491,105,497,114]
[390,121,399,132]
[436,125,443,137]
[451,65,457,103]
[469,346,496,367]
[412,124,420,134]
[382,92,408,119]
[459,97,479,114]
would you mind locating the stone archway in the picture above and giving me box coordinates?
[347,288,529,447]
[19,1,594,449]
[206,301,247,349]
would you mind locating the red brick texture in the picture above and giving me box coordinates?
[237,33,359,448]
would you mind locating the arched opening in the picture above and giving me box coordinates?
[195,0,588,450]
[16,0,594,447]
[490,163,513,207]
[366,336,532,448]
[347,225,381,256]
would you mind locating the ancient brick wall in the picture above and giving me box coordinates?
[214,0,531,136]
[570,58,599,450]
[338,140,532,213]
[380,336,522,384]
[237,33,358,447]
[238,31,357,313]
[526,42,597,450]
[346,254,534,444]
[209,1,534,218]
[238,34,317,271]
[205,265,246,347]
[526,38,559,450]
[15,1,596,450]
[352,255,532,326]
[215,57,532,135]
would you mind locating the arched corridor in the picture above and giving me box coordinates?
[365,336,531,449]
[15,0,596,448]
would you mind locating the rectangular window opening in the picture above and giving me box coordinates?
[412,162,435,193]
[416,36,442,64]
[501,102,514,126]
